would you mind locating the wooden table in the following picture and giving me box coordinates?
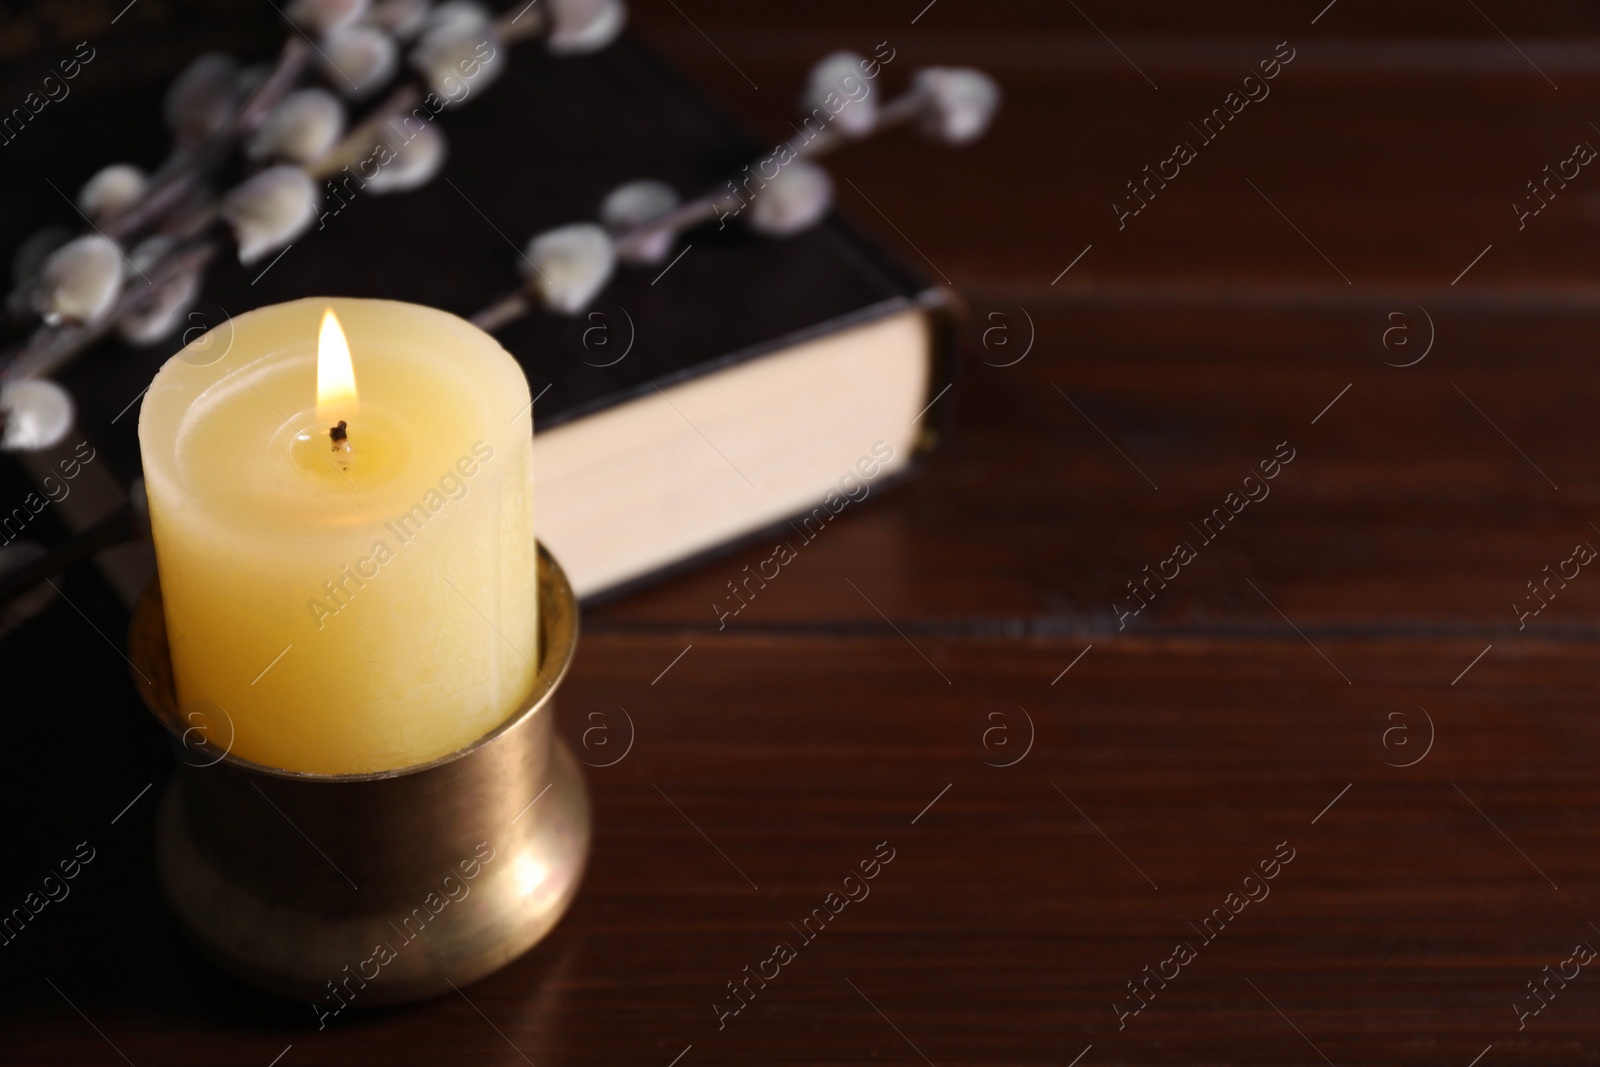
[6,2,1600,1063]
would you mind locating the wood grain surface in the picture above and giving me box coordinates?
[7,2,1600,1064]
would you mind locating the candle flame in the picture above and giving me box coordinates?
[316,308,358,423]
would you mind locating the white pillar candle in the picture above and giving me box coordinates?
[139,297,537,774]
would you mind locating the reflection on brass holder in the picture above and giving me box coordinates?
[128,544,590,1007]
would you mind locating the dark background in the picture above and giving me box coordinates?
[6,1,1600,1063]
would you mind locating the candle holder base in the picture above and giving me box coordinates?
[129,544,589,1008]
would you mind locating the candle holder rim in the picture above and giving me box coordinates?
[129,541,576,783]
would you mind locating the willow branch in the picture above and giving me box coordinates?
[307,84,421,178]
[2,240,218,382]
[470,291,531,332]
[489,85,935,324]
[104,38,313,241]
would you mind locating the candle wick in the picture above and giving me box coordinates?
[330,420,350,453]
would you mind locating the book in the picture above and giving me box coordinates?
[1,25,953,606]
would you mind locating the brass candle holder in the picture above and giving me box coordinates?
[128,544,589,1008]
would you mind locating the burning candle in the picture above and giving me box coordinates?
[139,297,538,774]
